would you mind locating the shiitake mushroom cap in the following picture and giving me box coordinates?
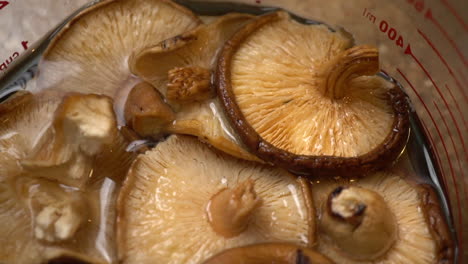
[216,11,410,177]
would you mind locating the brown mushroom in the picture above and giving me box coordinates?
[128,13,259,161]
[35,0,201,124]
[313,170,454,263]
[203,243,334,264]
[216,11,409,176]
[124,81,175,140]
[117,135,315,264]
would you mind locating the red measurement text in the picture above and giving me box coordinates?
[0,41,28,72]
[0,1,9,10]
[362,8,407,50]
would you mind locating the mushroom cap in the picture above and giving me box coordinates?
[216,11,409,176]
[313,170,453,263]
[202,243,334,264]
[36,0,201,123]
[127,13,259,162]
[117,135,315,264]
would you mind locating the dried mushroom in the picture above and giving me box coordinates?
[22,94,132,188]
[128,13,259,161]
[36,0,201,123]
[117,135,315,264]
[217,11,409,176]
[313,170,454,263]
[203,243,334,264]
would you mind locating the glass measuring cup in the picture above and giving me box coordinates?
[0,0,465,262]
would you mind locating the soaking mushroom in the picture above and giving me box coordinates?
[0,92,134,263]
[0,175,102,264]
[203,243,334,264]
[21,93,133,188]
[216,11,410,176]
[0,172,123,264]
[36,0,201,123]
[127,13,259,161]
[117,135,315,264]
[314,170,454,263]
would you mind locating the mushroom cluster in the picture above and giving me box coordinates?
[0,0,454,263]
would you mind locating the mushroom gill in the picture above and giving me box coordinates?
[203,243,334,264]
[117,135,315,264]
[0,92,60,178]
[35,0,201,124]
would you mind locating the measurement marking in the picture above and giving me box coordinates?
[396,68,445,182]
[433,101,467,204]
[0,41,30,73]
[0,1,9,10]
[425,8,468,68]
[440,0,468,32]
[433,102,465,260]
[420,119,449,195]
[445,84,467,129]
[417,29,467,103]
[398,69,463,252]
[404,44,468,161]
[458,68,468,84]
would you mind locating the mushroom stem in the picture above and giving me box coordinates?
[320,186,397,260]
[167,66,213,103]
[206,180,261,238]
[321,45,379,100]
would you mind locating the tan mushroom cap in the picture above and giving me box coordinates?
[216,11,409,175]
[203,243,334,264]
[313,170,453,264]
[36,0,201,123]
[128,13,259,162]
[117,135,315,264]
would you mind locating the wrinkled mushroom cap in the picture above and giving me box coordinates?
[216,11,409,175]
[118,135,315,264]
[127,13,259,162]
[203,243,334,264]
[36,0,200,124]
[313,170,452,263]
